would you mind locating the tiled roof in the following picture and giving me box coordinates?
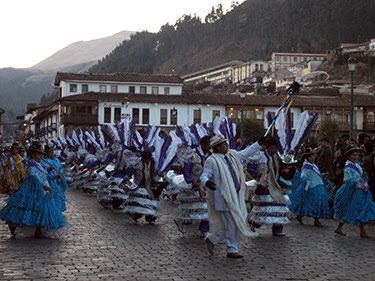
[273,52,327,57]
[59,90,375,109]
[54,72,184,86]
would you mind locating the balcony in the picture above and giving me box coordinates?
[62,114,98,125]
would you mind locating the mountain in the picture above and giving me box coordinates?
[0,30,133,128]
[89,0,375,76]
[32,31,133,72]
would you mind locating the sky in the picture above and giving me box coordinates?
[0,0,245,69]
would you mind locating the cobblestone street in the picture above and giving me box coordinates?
[1,189,375,280]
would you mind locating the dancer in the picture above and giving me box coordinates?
[0,143,27,194]
[201,135,262,258]
[248,138,292,236]
[290,148,330,226]
[0,142,65,238]
[42,144,69,212]
[334,146,375,237]
[123,150,167,223]
[174,136,211,236]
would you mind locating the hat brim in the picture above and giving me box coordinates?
[29,148,45,154]
[211,139,227,148]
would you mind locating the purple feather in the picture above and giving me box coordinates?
[265,111,273,127]
[175,125,187,145]
[129,121,137,147]
[158,135,172,171]
[190,124,201,144]
[101,125,114,147]
[116,122,125,144]
[294,113,319,152]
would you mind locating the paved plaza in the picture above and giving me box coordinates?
[0,189,375,281]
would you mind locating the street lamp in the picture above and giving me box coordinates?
[239,90,246,140]
[348,57,357,139]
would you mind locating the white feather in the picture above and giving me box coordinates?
[290,111,310,153]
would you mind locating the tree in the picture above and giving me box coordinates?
[319,118,340,144]
[237,119,266,141]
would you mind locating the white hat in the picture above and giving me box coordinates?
[210,135,227,148]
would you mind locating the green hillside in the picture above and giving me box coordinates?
[90,0,375,76]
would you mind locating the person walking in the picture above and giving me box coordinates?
[0,142,65,238]
[0,143,27,194]
[201,135,262,258]
[290,148,331,226]
[334,146,375,237]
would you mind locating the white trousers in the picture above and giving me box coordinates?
[209,211,239,253]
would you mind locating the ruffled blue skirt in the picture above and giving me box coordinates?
[0,177,66,231]
[49,178,69,212]
[334,180,375,225]
[290,180,330,218]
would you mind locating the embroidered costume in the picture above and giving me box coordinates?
[248,149,291,235]
[0,159,65,231]
[334,160,375,225]
[42,156,69,212]
[0,151,26,194]
[290,160,330,219]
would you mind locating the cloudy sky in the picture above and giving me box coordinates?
[0,0,244,69]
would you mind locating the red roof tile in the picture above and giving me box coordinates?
[54,72,184,86]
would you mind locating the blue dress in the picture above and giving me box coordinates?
[42,157,69,212]
[0,159,66,231]
[290,161,330,218]
[334,161,375,225]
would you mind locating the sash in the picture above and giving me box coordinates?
[302,161,321,176]
[43,159,58,175]
[345,162,369,193]
[7,153,16,175]
[29,161,49,174]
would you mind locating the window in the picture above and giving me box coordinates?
[283,56,287,62]
[142,108,150,124]
[82,84,88,92]
[255,64,259,71]
[194,110,201,124]
[164,87,170,95]
[133,108,139,124]
[140,86,147,94]
[212,110,220,120]
[170,109,177,125]
[160,109,168,125]
[152,87,159,95]
[100,85,107,93]
[129,86,135,94]
[104,107,111,123]
[276,56,280,62]
[260,64,263,71]
[70,84,77,92]
[114,108,121,122]
[293,56,297,62]
[111,85,118,93]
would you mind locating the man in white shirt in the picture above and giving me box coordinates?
[200,135,264,258]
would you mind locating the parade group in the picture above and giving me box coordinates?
[1,109,375,259]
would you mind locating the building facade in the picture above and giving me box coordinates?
[271,52,327,71]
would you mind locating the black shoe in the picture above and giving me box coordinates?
[296,215,304,225]
[174,219,185,234]
[249,223,256,232]
[129,213,138,223]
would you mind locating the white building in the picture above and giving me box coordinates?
[271,52,327,71]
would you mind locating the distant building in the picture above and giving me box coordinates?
[271,52,327,71]
[231,61,269,84]
[181,60,244,85]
